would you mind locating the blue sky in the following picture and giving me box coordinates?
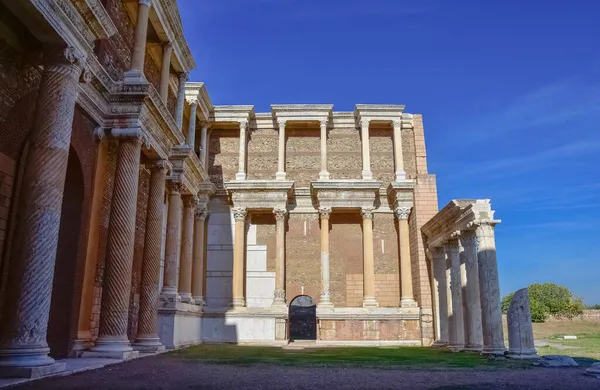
[180,0,600,304]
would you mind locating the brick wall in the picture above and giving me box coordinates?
[209,129,239,189]
[346,274,400,307]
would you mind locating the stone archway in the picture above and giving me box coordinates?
[289,295,317,341]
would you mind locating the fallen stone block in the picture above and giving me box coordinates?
[535,355,578,367]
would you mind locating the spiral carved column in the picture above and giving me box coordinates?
[178,195,196,303]
[0,47,85,374]
[132,161,168,352]
[87,129,145,359]
[192,207,209,305]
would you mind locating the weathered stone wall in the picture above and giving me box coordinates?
[319,319,420,341]
[247,125,277,181]
[285,213,321,302]
[208,129,239,189]
[100,0,134,81]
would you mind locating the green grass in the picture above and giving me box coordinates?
[172,344,529,369]
[536,332,600,360]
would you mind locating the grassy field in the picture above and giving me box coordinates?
[531,320,600,360]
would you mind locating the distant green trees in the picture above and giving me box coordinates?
[501,283,584,323]
[586,304,600,310]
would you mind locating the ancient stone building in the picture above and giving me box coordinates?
[0,0,506,380]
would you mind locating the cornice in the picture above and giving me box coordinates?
[152,0,196,72]
[71,0,117,40]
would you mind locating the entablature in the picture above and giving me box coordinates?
[354,104,413,129]
[271,104,333,125]
[311,180,382,209]
[224,180,294,210]
[185,82,213,121]
[211,105,255,126]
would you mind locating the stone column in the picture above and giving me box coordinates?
[476,222,506,355]
[132,161,168,352]
[186,101,197,149]
[178,195,196,303]
[175,72,187,130]
[231,207,247,307]
[160,181,183,299]
[360,119,372,180]
[0,47,84,376]
[318,207,333,307]
[392,120,406,181]
[88,128,146,359]
[445,239,464,351]
[273,208,287,306]
[445,251,455,348]
[395,207,417,307]
[200,124,208,168]
[191,207,208,305]
[276,119,287,180]
[74,132,108,352]
[507,288,538,359]
[319,119,329,180]
[125,0,152,82]
[236,120,248,180]
[361,208,378,307]
[460,230,483,351]
[432,248,449,346]
[159,42,173,103]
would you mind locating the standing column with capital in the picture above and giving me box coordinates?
[0,47,85,375]
[87,128,147,359]
[361,208,378,307]
[392,120,406,181]
[191,207,208,305]
[460,230,484,351]
[476,222,506,355]
[178,195,196,303]
[276,119,287,180]
[319,119,329,180]
[200,123,209,167]
[125,0,152,82]
[432,247,449,346]
[158,42,173,103]
[231,207,247,307]
[395,207,417,307]
[160,181,183,300]
[360,119,372,180]
[175,72,188,130]
[272,208,288,306]
[445,239,465,351]
[236,120,248,180]
[132,161,169,352]
[186,101,197,149]
[318,207,333,307]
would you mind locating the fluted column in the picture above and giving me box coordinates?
[359,119,373,180]
[159,42,173,103]
[178,196,196,303]
[319,119,329,180]
[132,161,168,352]
[200,124,209,168]
[460,230,483,351]
[395,207,417,307]
[186,101,197,149]
[476,222,506,355]
[276,119,286,180]
[235,120,248,180]
[231,207,247,307]
[192,207,208,305]
[175,72,188,130]
[125,0,152,82]
[318,207,333,307]
[272,208,287,306]
[445,239,464,351]
[432,247,449,346]
[361,208,378,307]
[392,120,406,181]
[0,47,85,374]
[161,181,183,299]
[88,128,146,358]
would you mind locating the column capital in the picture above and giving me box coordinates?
[273,207,288,221]
[139,0,152,6]
[361,207,374,220]
[44,46,91,83]
[178,71,189,83]
[168,180,184,194]
[194,206,209,221]
[182,195,198,208]
[360,118,370,129]
[162,41,173,52]
[239,120,248,130]
[318,207,332,220]
[444,238,460,250]
[277,119,287,129]
[392,119,402,129]
[394,206,411,220]
[199,121,210,129]
[146,159,171,173]
[111,128,150,148]
[232,206,247,221]
[319,119,328,128]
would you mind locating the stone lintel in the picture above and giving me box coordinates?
[355,104,409,127]
[270,104,334,124]
[225,180,294,210]
[210,105,255,124]
[311,180,382,209]
[184,82,213,120]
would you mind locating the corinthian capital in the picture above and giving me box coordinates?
[273,208,288,221]
[178,72,189,83]
[361,207,374,220]
[110,127,150,148]
[232,206,247,221]
[394,207,411,221]
[318,207,332,220]
[195,206,209,220]
[139,0,152,6]
[147,159,171,173]
[239,120,248,130]
[392,120,402,129]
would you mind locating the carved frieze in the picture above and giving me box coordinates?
[225,180,294,210]
[311,180,382,209]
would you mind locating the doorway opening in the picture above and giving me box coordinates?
[289,295,317,341]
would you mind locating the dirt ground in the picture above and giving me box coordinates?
[12,354,600,390]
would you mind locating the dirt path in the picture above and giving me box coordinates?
[12,354,600,390]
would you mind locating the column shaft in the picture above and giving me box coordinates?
[91,133,144,356]
[174,73,187,130]
[200,125,208,168]
[236,121,247,180]
[476,223,506,355]
[273,208,287,305]
[178,196,195,302]
[161,182,183,297]
[432,248,449,345]
[392,120,406,181]
[361,208,378,307]
[133,161,168,352]
[460,231,483,351]
[231,207,247,307]
[186,103,197,149]
[446,241,465,351]
[276,120,286,180]
[360,120,372,180]
[395,207,416,307]
[0,48,83,370]
[319,120,329,180]
[191,208,208,305]
[159,43,173,103]
[319,208,333,307]
[128,0,151,74]
[445,253,455,347]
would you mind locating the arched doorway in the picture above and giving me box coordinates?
[289,295,317,341]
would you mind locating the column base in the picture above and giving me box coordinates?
[160,290,181,304]
[132,337,166,353]
[361,170,373,180]
[123,69,146,84]
[71,338,94,357]
[319,171,330,180]
[275,171,287,180]
[0,346,55,368]
[463,345,484,352]
[400,298,418,308]
[230,298,246,308]
[235,172,247,181]
[82,350,139,360]
[481,346,507,356]
[394,170,406,182]
[432,340,449,348]
[362,297,379,308]
[179,293,194,304]
[447,344,465,352]
[506,352,540,360]
[193,296,206,306]
[0,363,66,379]
[318,295,334,308]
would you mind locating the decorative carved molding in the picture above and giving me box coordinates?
[194,207,208,220]
[232,207,247,221]
[273,208,288,221]
[182,195,197,208]
[147,159,171,173]
[395,207,411,221]
[110,127,150,148]
[169,180,184,194]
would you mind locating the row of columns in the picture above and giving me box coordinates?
[228,205,415,309]
[431,223,505,355]
[234,119,407,182]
